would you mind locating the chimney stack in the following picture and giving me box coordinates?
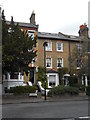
[78,23,89,38]
[30,10,36,25]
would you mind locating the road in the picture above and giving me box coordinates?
[2,100,88,119]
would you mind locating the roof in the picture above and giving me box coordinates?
[6,21,38,29]
[38,32,80,42]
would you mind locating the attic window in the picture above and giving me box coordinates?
[28,30,34,40]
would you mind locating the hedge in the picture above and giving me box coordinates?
[86,85,90,96]
[7,85,37,95]
[48,85,79,96]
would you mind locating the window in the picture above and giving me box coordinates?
[8,27,14,33]
[46,42,52,51]
[77,59,81,69]
[28,30,34,40]
[49,75,56,87]
[46,58,52,68]
[56,42,63,51]
[77,44,81,50]
[57,58,63,68]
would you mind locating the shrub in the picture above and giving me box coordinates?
[8,85,37,95]
[37,67,48,88]
[64,86,79,95]
[48,85,79,96]
[48,86,65,96]
[58,67,68,84]
[68,75,78,86]
[86,85,90,96]
[71,84,86,92]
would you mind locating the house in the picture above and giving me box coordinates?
[5,11,38,83]
[35,23,90,87]
[2,11,38,92]
[36,32,80,87]
[2,11,90,90]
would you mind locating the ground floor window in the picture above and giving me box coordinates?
[47,73,59,88]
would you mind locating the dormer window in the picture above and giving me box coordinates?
[28,30,34,40]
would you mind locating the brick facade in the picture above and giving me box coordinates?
[4,11,90,87]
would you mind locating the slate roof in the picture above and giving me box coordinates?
[38,32,80,41]
[6,21,38,29]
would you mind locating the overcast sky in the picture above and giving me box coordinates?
[0,0,90,36]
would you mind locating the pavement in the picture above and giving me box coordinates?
[1,93,89,104]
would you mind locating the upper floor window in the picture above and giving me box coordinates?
[28,30,34,40]
[46,42,52,51]
[46,58,52,68]
[8,27,14,33]
[77,44,81,50]
[57,58,63,68]
[76,59,81,69]
[56,42,63,52]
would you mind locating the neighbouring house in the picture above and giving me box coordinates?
[2,10,90,91]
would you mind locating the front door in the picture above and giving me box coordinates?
[29,68,34,84]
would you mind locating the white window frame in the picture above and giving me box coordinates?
[57,58,63,68]
[56,42,63,52]
[46,42,52,51]
[47,73,59,88]
[46,58,52,68]
[28,30,34,40]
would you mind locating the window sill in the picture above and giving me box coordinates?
[57,50,63,52]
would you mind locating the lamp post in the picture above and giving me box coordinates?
[43,41,48,100]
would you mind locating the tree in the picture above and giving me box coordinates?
[58,67,68,84]
[37,67,48,88]
[71,37,88,78]
[2,13,37,74]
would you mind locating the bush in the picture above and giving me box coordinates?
[64,86,79,95]
[48,86,65,96]
[48,85,79,96]
[68,76,78,86]
[86,85,90,96]
[37,67,48,88]
[72,84,86,92]
[8,85,37,95]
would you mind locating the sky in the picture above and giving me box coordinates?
[0,0,90,36]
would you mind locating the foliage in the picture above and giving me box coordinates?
[71,37,88,78]
[58,67,68,84]
[72,84,86,92]
[68,75,78,86]
[2,12,37,74]
[48,85,79,96]
[37,66,48,88]
[86,85,90,96]
[6,85,37,95]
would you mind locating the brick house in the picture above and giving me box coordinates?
[34,23,90,87]
[3,11,90,88]
[36,32,80,87]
